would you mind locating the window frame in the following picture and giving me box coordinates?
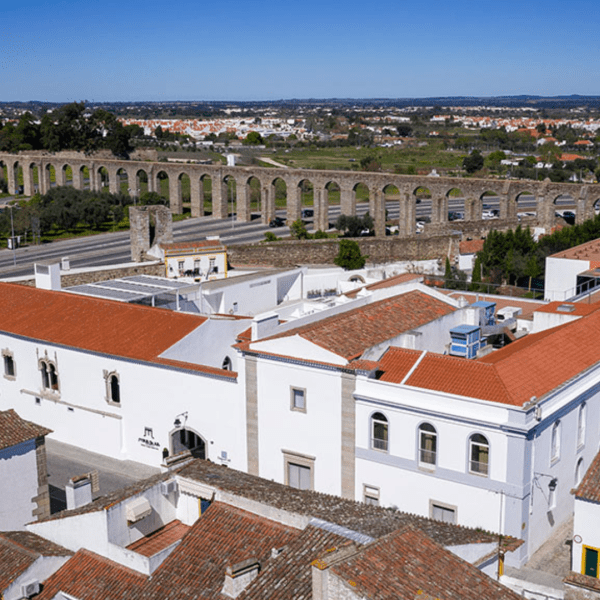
[104,370,121,406]
[2,349,16,380]
[370,412,389,453]
[551,420,561,463]
[282,450,315,491]
[39,358,59,394]
[290,386,307,413]
[363,484,380,506]
[578,403,586,449]
[430,500,457,524]
[468,433,489,476]
[418,422,437,468]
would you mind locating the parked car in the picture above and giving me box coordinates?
[269,216,285,228]
[301,208,314,219]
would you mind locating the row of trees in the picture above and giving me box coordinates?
[0,102,143,157]
[0,186,163,241]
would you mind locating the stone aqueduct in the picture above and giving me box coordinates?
[3,152,600,238]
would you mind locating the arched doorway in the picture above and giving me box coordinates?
[171,427,206,459]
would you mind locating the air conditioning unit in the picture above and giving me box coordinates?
[161,480,178,496]
[21,580,40,598]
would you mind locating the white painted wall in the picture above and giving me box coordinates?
[572,497,600,575]
[3,556,71,600]
[544,256,588,301]
[0,439,40,530]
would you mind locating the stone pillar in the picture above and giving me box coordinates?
[213,175,227,219]
[40,163,52,195]
[500,194,511,219]
[339,184,356,217]
[372,190,386,237]
[397,193,412,237]
[7,160,16,195]
[154,205,174,246]
[73,165,84,191]
[108,169,119,195]
[314,187,328,232]
[539,194,554,231]
[56,165,66,187]
[129,207,150,262]
[464,197,476,221]
[577,188,590,224]
[23,164,34,196]
[146,168,155,194]
[169,176,182,214]
[431,196,447,223]
[235,178,250,222]
[245,355,259,476]
[190,177,203,217]
[263,184,275,224]
[286,182,301,223]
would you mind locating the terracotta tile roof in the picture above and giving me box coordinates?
[0,533,71,590]
[260,291,456,361]
[459,239,485,255]
[146,502,298,600]
[574,450,600,502]
[380,306,600,406]
[239,526,347,600]
[126,520,190,557]
[565,571,600,592]
[327,526,520,600]
[535,301,599,316]
[550,238,600,261]
[36,549,147,600]
[36,471,173,522]
[162,239,226,253]
[0,283,206,366]
[0,409,51,450]
[344,273,423,298]
[176,460,521,550]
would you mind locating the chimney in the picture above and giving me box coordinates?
[251,312,279,340]
[222,558,260,598]
[311,544,362,600]
[34,261,61,291]
[65,474,93,509]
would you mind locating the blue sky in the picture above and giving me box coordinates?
[2,0,599,102]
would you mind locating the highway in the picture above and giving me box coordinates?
[0,195,549,279]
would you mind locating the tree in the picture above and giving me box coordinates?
[290,219,310,240]
[335,213,373,237]
[334,239,366,270]
[463,150,484,174]
[396,124,413,137]
[243,131,264,145]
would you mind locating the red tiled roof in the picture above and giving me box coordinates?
[0,283,206,366]
[259,291,456,361]
[550,238,600,261]
[442,291,545,321]
[0,409,51,451]
[381,307,600,406]
[126,520,190,557]
[535,302,599,316]
[344,273,423,298]
[327,526,520,600]
[459,239,485,255]
[574,450,600,503]
[36,549,147,600]
[147,502,298,600]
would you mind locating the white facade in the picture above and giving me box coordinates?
[545,255,589,301]
[0,438,41,530]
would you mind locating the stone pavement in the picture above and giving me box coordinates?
[46,438,160,513]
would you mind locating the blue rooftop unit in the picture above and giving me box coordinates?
[449,324,484,359]
[472,300,496,327]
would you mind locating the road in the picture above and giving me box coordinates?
[0,195,545,279]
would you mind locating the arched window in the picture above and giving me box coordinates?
[40,359,59,392]
[578,404,586,448]
[371,412,388,452]
[576,458,584,487]
[419,423,437,466]
[469,434,489,475]
[104,371,121,405]
[222,356,232,371]
[551,421,561,461]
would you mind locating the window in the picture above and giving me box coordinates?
[104,371,120,405]
[576,458,585,487]
[222,356,232,371]
[548,480,557,509]
[419,423,437,466]
[469,433,489,475]
[178,260,184,272]
[371,412,388,452]
[2,350,15,379]
[283,450,314,490]
[40,359,59,392]
[551,420,561,462]
[363,485,380,506]
[290,387,306,412]
[430,501,457,524]
[578,404,587,448]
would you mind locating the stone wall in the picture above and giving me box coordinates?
[227,234,460,268]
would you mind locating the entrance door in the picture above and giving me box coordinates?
[171,428,206,459]
[584,547,599,578]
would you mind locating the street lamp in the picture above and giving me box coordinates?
[8,204,20,267]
